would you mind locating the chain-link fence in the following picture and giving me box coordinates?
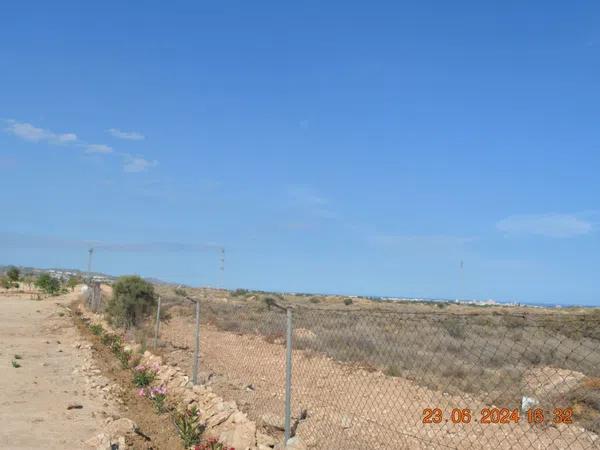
[151,294,599,449]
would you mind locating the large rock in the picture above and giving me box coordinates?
[105,417,137,437]
[217,412,257,450]
[83,418,136,449]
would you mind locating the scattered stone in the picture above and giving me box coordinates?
[67,403,83,410]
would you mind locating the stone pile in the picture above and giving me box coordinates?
[78,305,307,450]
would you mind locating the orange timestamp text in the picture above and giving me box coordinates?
[422,407,573,425]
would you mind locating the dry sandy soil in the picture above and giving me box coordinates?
[0,291,121,449]
[159,314,600,450]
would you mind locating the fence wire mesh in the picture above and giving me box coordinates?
[152,292,600,449]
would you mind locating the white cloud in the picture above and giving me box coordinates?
[496,213,593,238]
[57,133,78,143]
[108,128,145,141]
[85,144,113,154]
[123,156,158,173]
[4,120,77,144]
[4,119,158,174]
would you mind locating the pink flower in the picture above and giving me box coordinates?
[137,388,146,397]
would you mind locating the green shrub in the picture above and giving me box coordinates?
[90,323,104,336]
[6,266,20,282]
[343,298,353,306]
[0,277,12,289]
[35,274,60,295]
[133,364,157,387]
[174,406,204,448]
[106,276,157,327]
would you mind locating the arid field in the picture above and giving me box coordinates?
[146,285,600,449]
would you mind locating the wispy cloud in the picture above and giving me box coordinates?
[123,156,158,173]
[3,119,157,173]
[287,185,337,219]
[85,144,113,154]
[4,119,77,144]
[108,128,145,141]
[496,213,593,238]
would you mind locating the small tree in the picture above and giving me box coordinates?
[35,273,61,295]
[6,266,20,282]
[106,275,157,327]
[0,277,11,289]
[67,276,81,292]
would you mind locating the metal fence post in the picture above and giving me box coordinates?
[153,296,161,349]
[192,300,200,384]
[284,306,293,443]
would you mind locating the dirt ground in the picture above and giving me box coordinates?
[0,291,120,449]
[160,314,600,450]
[0,291,182,450]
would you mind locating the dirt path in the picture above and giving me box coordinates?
[0,292,120,449]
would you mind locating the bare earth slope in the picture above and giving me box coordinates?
[0,292,119,449]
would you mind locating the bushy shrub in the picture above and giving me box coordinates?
[35,273,60,294]
[343,298,353,306]
[0,277,12,289]
[6,266,20,282]
[106,275,157,327]
[90,323,104,336]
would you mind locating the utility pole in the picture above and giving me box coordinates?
[87,248,94,283]
[219,247,225,288]
[459,259,464,301]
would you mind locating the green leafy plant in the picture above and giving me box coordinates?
[133,364,158,387]
[174,406,205,448]
[35,273,61,295]
[100,332,113,345]
[343,298,353,306]
[116,348,132,368]
[89,323,104,336]
[66,276,82,291]
[139,385,168,413]
[106,275,157,327]
[11,360,21,368]
[6,266,20,282]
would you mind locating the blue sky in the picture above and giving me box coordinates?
[1,1,599,305]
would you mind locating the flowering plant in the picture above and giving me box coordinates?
[138,385,167,413]
[132,364,157,387]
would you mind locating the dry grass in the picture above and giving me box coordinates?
[153,284,600,433]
